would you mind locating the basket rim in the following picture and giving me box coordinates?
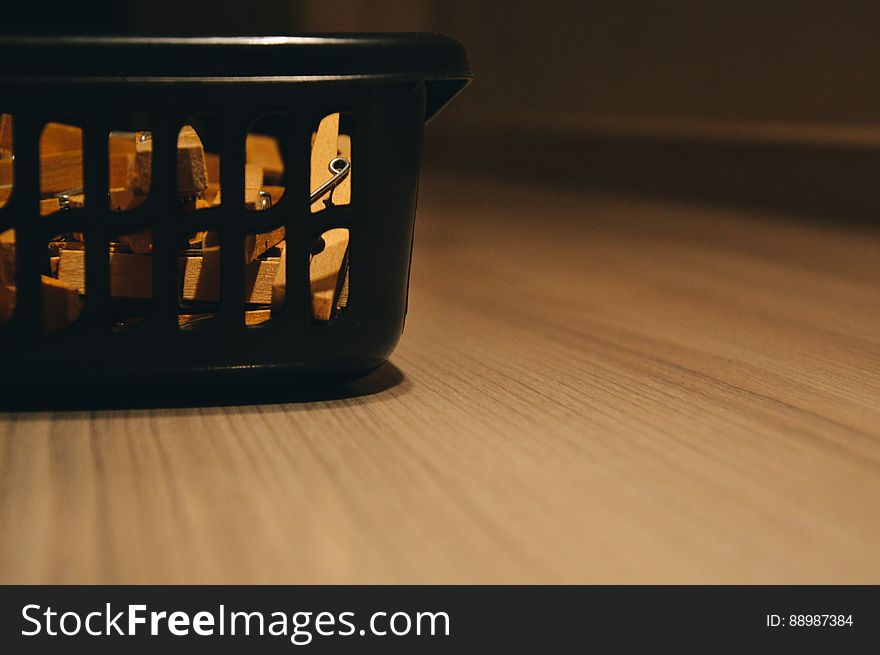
[0,33,471,120]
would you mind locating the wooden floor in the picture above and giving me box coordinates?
[1,170,879,583]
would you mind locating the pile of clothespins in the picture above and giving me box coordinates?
[0,112,351,330]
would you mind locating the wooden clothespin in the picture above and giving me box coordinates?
[57,246,280,305]
[3,223,81,330]
[57,247,152,299]
[0,228,14,321]
[245,163,264,208]
[203,152,221,206]
[0,114,12,205]
[271,243,286,316]
[41,275,82,332]
[133,126,208,199]
[38,123,84,209]
[309,228,349,321]
[335,133,352,206]
[245,224,285,263]
[37,124,134,215]
[310,113,340,212]
[0,114,12,158]
[270,120,353,320]
[247,133,284,184]
[180,251,279,304]
[0,114,10,206]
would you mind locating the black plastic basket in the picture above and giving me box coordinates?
[0,34,470,390]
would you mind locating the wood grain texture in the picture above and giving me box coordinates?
[1,171,879,584]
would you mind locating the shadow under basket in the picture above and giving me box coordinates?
[0,34,471,388]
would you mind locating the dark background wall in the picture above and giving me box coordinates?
[303,1,880,129]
